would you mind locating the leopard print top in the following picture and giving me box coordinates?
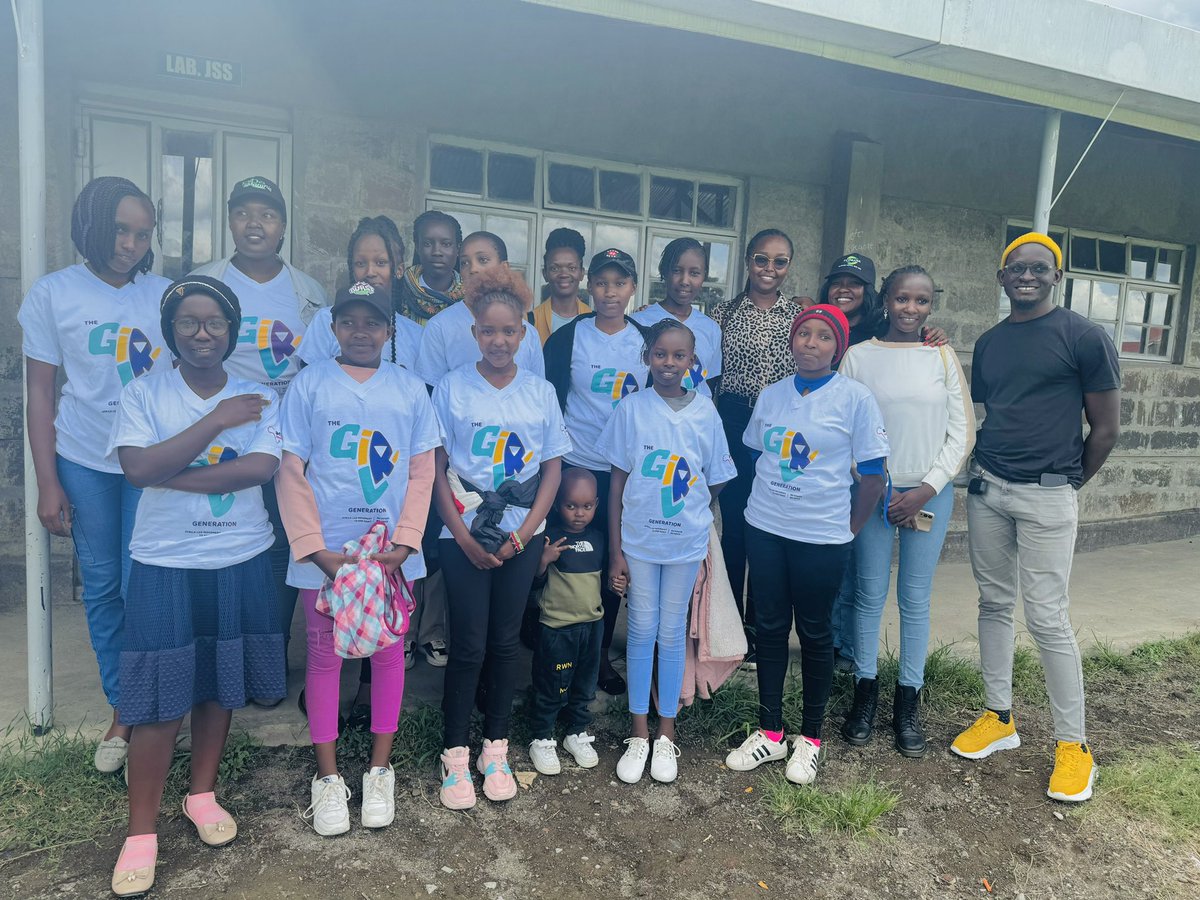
[713,291,804,401]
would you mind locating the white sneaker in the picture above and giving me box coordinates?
[404,639,416,671]
[94,736,129,774]
[650,736,681,783]
[528,739,561,775]
[563,731,599,769]
[423,640,449,667]
[725,730,787,772]
[616,737,650,784]
[361,766,395,828]
[785,737,821,785]
[304,774,351,836]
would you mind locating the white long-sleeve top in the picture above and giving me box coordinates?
[839,339,975,492]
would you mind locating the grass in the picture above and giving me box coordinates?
[1094,743,1200,846]
[1083,633,1200,681]
[758,771,899,836]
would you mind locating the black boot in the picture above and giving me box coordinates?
[893,684,927,758]
[841,677,878,745]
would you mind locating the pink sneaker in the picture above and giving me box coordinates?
[439,747,476,810]
[477,738,518,802]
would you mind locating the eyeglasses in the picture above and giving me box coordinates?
[546,263,581,275]
[1002,262,1054,278]
[751,253,791,270]
[173,316,231,337]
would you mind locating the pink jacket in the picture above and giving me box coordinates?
[680,525,748,706]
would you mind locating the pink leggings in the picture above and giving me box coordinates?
[301,588,405,744]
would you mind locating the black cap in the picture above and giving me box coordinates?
[588,248,638,281]
[824,253,876,287]
[331,281,393,320]
[227,175,286,218]
[160,275,242,361]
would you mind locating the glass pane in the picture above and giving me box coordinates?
[1149,292,1173,326]
[593,223,639,261]
[223,133,282,198]
[1097,239,1125,274]
[487,153,535,204]
[159,131,215,280]
[1070,236,1097,271]
[548,163,594,208]
[1157,248,1183,284]
[704,241,731,284]
[1124,289,1147,324]
[1091,281,1119,321]
[697,183,734,228]
[484,214,530,267]
[649,176,693,222]
[430,145,483,195]
[1005,224,1027,246]
[89,116,151,191]
[445,209,481,236]
[649,234,672,278]
[1064,278,1090,317]
[1144,327,1169,357]
[1130,244,1155,280]
[1121,325,1144,354]
[599,170,640,214]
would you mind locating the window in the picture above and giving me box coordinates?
[1003,222,1187,361]
[429,141,538,205]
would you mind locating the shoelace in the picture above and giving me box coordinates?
[1056,745,1085,777]
[622,737,649,758]
[304,779,350,820]
[655,739,681,759]
[363,772,390,805]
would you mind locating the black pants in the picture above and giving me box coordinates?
[528,618,603,739]
[564,465,622,650]
[745,524,850,739]
[717,394,756,633]
[440,538,542,747]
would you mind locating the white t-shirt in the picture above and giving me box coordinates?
[415,301,545,387]
[600,389,737,564]
[631,304,723,397]
[221,264,308,395]
[562,319,649,471]
[109,368,282,569]
[743,374,890,545]
[432,364,572,539]
[297,305,424,372]
[18,264,172,473]
[279,359,441,587]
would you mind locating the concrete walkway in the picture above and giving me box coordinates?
[4,537,1198,747]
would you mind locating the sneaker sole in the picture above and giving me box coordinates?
[950,731,1021,760]
[425,656,448,668]
[531,760,561,776]
[482,784,517,802]
[439,792,477,811]
[361,811,395,828]
[313,819,351,837]
[650,768,677,783]
[725,745,787,771]
[1047,764,1097,803]
[566,752,599,769]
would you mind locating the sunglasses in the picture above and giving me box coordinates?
[1002,262,1054,278]
[173,316,231,337]
[751,253,791,270]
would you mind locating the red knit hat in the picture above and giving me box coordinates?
[790,303,850,365]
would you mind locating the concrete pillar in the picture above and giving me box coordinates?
[822,133,884,279]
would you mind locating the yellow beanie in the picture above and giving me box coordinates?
[1001,232,1062,269]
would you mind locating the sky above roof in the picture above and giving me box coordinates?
[1092,0,1200,30]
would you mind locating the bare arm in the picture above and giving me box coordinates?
[154,452,280,494]
[26,359,71,536]
[433,445,501,570]
[850,474,886,536]
[1080,389,1120,486]
[607,466,630,594]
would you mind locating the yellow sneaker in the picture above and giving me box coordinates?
[951,711,1021,759]
[1047,741,1096,802]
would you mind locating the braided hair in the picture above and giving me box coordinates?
[347,215,407,363]
[878,265,934,334]
[411,210,463,266]
[742,228,793,294]
[657,237,709,282]
[71,177,155,279]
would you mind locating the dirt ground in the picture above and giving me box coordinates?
[6,657,1199,900]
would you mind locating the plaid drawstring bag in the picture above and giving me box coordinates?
[315,521,415,659]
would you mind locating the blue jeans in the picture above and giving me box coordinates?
[624,556,700,719]
[56,456,142,709]
[852,484,955,689]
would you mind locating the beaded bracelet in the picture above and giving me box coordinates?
[509,531,525,554]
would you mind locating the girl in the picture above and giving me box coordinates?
[633,237,723,397]
[395,210,466,325]
[299,216,424,370]
[710,230,804,663]
[108,276,285,896]
[19,176,171,773]
[543,248,650,696]
[725,304,889,785]
[278,281,439,835]
[414,230,544,387]
[603,320,736,784]
[529,227,591,343]
[432,269,570,810]
[838,266,973,757]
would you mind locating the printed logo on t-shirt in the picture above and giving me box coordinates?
[764,427,818,482]
[471,426,533,489]
[641,449,698,518]
[238,317,301,379]
[330,424,400,505]
[87,323,161,385]
[191,445,239,517]
[591,369,639,407]
[682,360,707,391]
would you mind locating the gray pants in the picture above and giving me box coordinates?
[967,464,1085,742]
[411,568,448,647]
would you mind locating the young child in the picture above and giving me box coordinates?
[543,248,649,696]
[277,281,439,836]
[108,276,285,896]
[633,237,723,396]
[526,469,610,775]
[299,216,424,370]
[19,176,171,773]
[602,320,737,784]
[529,227,591,343]
[432,268,570,811]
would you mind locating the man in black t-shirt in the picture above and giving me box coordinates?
[950,234,1120,805]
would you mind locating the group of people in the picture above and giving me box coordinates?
[21,175,1121,897]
